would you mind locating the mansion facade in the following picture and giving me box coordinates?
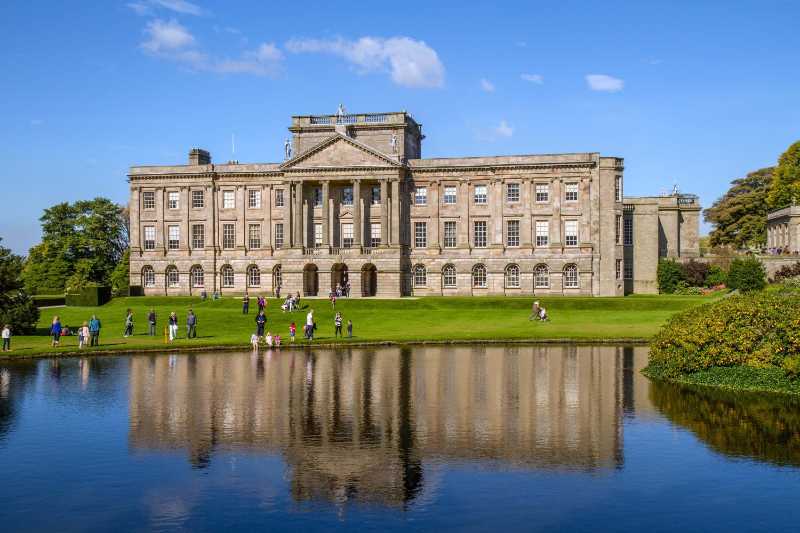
[128,110,700,297]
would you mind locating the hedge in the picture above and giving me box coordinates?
[65,285,112,307]
[32,294,66,307]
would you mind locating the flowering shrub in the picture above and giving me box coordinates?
[649,289,800,378]
[773,262,800,282]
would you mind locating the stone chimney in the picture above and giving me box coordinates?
[189,148,211,165]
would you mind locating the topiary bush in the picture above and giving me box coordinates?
[648,290,800,379]
[727,257,766,292]
[657,259,686,294]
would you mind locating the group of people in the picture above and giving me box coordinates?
[280,293,302,312]
[47,315,103,348]
[141,309,198,341]
[248,305,354,351]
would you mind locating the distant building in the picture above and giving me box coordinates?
[766,205,800,254]
[128,110,700,296]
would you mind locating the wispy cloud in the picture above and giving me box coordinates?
[585,74,624,92]
[494,120,513,137]
[286,36,445,88]
[480,78,495,92]
[128,0,207,16]
[140,19,282,76]
[520,73,543,84]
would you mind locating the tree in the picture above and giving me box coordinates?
[727,257,766,293]
[767,141,800,209]
[0,239,39,334]
[657,259,686,294]
[22,198,128,294]
[704,167,773,249]
[110,249,130,296]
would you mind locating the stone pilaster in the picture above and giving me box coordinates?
[322,180,330,247]
[380,179,389,246]
[353,179,362,247]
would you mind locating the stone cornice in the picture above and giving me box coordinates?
[409,162,597,174]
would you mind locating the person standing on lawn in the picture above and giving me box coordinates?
[2,324,11,352]
[347,320,353,338]
[123,309,134,337]
[255,310,267,340]
[50,316,62,347]
[89,315,101,346]
[305,309,314,340]
[334,312,343,338]
[186,309,197,339]
[242,292,250,314]
[258,296,265,313]
[168,312,178,341]
[289,322,296,343]
[148,309,157,336]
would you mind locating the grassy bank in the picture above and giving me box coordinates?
[3,294,714,358]
[643,363,800,396]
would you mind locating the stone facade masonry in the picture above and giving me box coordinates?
[128,110,701,297]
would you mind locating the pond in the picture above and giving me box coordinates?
[0,345,798,532]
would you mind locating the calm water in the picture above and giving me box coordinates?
[0,345,798,532]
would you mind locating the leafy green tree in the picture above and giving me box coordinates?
[110,249,130,296]
[704,167,772,249]
[657,259,686,294]
[0,239,39,334]
[22,198,128,294]
[767,141,800,209]
[727,257,766,292]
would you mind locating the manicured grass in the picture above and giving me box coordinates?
[3,294,716,358]
[643,363,800,396]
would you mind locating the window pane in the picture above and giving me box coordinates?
[342,223,353,248]
[472,265,487,288]
[535,221,549,247]
[565,220,578,246]
[414,222,427,248]
[168,191,179,209]
[505,265,520,288]
[565,183,579,202]
[144,226,156,250]
[371,186,381,205]
[534,265,549,288]
[342,187,353,206]
[192,224,204,248]
[275,189,284,207]
[413,265,427,287]
[443,186,457,204]
[506,183,520,202]
[168,225,179,250]
[222,266,234,288]
[248,266,261,287]
[142,192,155,210]
[370,223,381,247]
[564,265,579,288]
[474,185,487,204]
[443,265,457,287]
[535,184,549,202]
[223,224,235,249]
[223,191,235,209]
[249,224,261,249]
[192,190,204,208]
[415,187,427,205]
[506,220,520,247]
[443,221,457,248]
[248,189,261,209]
[275,224,284,248]
[623,218,633,245]
[314,223,323,247]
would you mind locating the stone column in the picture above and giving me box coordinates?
[380,179,389,246]
[458,181,470,248]
[492,179,503,246]
[265,184,272,250]
[322,180,330,247]
[182,187,190,252]
[294,181,304,248]
[391,179,400,246]
[156,188,165,253]
[430,180,441,250]
[353,179,362,247]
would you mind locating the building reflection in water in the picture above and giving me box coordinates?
[127,345,653,506]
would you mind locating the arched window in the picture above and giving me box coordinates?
[142,266,155,287]
[534,264,550,289]
[166,266,179,288]
[272,265,282,290]
[413,264,427,287]
[443,264,457,288]
[564,264,579,288]
[472,264,487,288]
[190,265,204,288]
[221,265,234,288]
[505,264,520,288]
[248,265,261,287]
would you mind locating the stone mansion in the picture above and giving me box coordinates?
[128,110,700,297]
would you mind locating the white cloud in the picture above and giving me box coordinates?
[286,36,445,88]
[127,2,152,15]
[480,78,495,92]
[585,74,624,92]
[141,19,195,54]
[494,120,513,138]
[520,73,543,84]
[128,0,207,16]
[212,43,284,76]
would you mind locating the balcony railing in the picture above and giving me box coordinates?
[308,113,388,126]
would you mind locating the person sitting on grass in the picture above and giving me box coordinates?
[529,301,540,321]
[50,316,62,347]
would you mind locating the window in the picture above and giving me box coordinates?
[274,224,284,249]
[248,265,261,287]
[142,266,155,288]
[443,186,457,204]
[370,223,381,248]
[623,218,633,246]
[192,224,204,249]
[564,264,579,288]
[565,220,578,247]
[506,183,520,203]
[166,266,179,288]
[415,186,427,205]
[474,185,487,204]
[222,223,235,249]
[616,259,622,280]
[443,221,457,248]
[506,220,520,247]
[168,225,179,250]
[505,264,520,288]
[192,190,204,208]
[624,258,633,280]
[413,265,427,287]
[472,264,487,288]
[443,265,457,288]
[221,265,234,288]
[313,187,322,208]
[371,186,381,205]
[342,186,353,206]
[190,266,204,288]
[616,215,622,245]
[272,265,282,290]
[142,191,155,210]
[535,221,549,247]
[248,189,261,209]
[473,220,487,248]
[314,223,323,247]
[342,223,354,248]
[223,190,235,209]
[535,183,549,202]
[565,183,579,202]
[275,189,285,207]
[534,264,549,288]
[168,191,179,209]
[414,221,427,248]
[143,226,156,250]
[615,176,623,202]
[249,224,261,249]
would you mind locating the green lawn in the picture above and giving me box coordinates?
[3,294,717,357]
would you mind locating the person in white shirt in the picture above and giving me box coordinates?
[1,325,10,352]
[250,333,259,350]
[266,332,273,347]
[306,309,314,340]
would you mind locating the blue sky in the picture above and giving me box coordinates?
[1,0,799,254]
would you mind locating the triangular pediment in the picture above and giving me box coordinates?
[280,134,402,169]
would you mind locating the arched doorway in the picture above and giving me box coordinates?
[331,263,349,295]
[361,263,377,297]
[303,264,319,296]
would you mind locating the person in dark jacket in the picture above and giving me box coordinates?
[147,309,157,336]
[242,292,250,314]
[168,312,178,341]
[186,309,197,339]
[50,316,62,347]
[255,310,267,339]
